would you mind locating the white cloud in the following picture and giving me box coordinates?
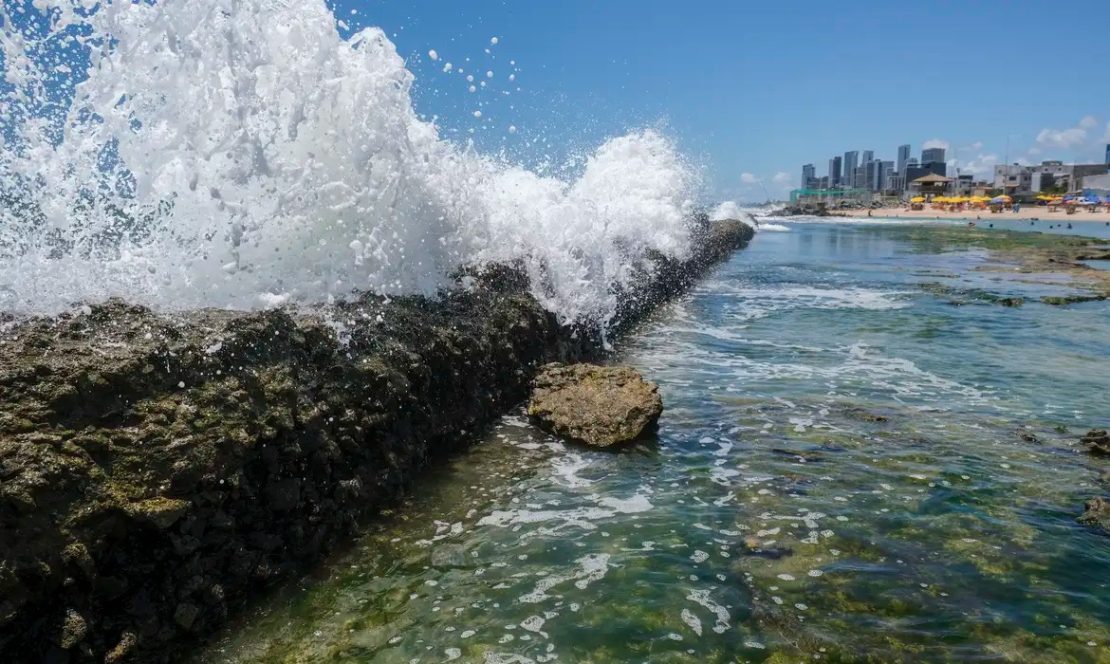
[1036,127,1088,149]
[923,138,950,150]
[771,171,791,185]
[739,172,760,184]
[956,153,1000,178]
[1035,116,1101,150]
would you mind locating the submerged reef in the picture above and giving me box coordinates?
[0,220,753,662]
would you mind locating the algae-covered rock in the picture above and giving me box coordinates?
[0,288,566,662]
[0,220,754,662]
[1081,429,1109,455]
[58,608,89,649]
[126,497,191,530]
[1077,497,1110,534]
[527,363,663,447]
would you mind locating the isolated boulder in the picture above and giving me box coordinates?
[527,363,663,447]
[1077,497,1110,534]
[1081,429,1109,455]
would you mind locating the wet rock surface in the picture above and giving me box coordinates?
[527,363,663,447]
[1077,497,1110,534]
[0,219,753,662]
[1081,429,1109,455]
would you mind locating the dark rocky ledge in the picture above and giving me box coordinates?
[0,218,753,663]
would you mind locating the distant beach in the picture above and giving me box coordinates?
[866,206,1110,224]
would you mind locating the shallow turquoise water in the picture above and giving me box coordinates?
[203,224,1110,663]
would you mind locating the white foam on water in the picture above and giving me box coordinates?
[518,553,610,603]
[680,608,703,636]
[759,223,790,232]
[477,490,653,531]
[686,589,731,634]
[549,453,594,489]
[721,285,911,323]
[0,1,697,325]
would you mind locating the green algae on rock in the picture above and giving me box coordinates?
[1078,497,1110,534]
[527,363,663,447]
[0,219,754,662]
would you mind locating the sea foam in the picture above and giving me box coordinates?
[0,0,696,325]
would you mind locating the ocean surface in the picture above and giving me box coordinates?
[201,223,1110,663]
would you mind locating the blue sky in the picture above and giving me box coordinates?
[331,0,1110,201]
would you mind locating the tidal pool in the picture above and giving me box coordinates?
[201,223,1109,663]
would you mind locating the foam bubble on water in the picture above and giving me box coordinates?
[519,615,546,636]
[518,553,610,603]
[686,589,731,634]
[0,0,697,325]
[477,490,652,532]
[594,493,653,514]
[680,608,703,636]
[549,453,594,489]
[723,286,911,323]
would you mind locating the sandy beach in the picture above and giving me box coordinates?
[866,206,1110,223]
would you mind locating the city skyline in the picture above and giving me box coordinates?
[796,138,1110,202]
[738,117,1110,201]
[314,0,1110,201]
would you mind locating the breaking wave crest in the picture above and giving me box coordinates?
[0,0,697,324]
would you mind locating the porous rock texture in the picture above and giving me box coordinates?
[0,218,753,662]
[1081,429,1109,456]
[1077,496,1110,534]
[527,363,663,447]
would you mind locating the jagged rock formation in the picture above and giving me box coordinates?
[0,219,753,662]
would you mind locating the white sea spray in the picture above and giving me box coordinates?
[0,0,697,325]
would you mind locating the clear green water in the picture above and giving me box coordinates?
[201,223,1110,663]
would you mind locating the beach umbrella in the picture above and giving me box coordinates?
[989,196,1010,204]
[910,196,926,203]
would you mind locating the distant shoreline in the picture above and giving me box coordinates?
[862,206,1110,224]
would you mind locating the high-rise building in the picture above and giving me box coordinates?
[1105,144,1110,166]
[829,156,842,187]
[861,150,874,167]
[853,165,866,189]
[897,145,911,174]
[801,164,815,188]
[843,151,859,187]
[880,161,895,192]
[864,160,888,192]
[922,147,946,165]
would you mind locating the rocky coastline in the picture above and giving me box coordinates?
[0,219,753,662]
